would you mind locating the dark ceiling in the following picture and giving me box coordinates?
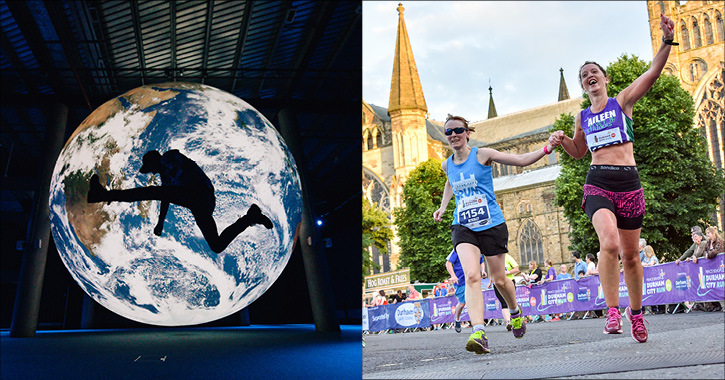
[0,0,362,327]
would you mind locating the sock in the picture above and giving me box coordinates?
[631,309,642,316]
[473,324,485,332]
[510,306,520,315]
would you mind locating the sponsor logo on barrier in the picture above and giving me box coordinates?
[372,312,389,323]
[675,275,691,291]
[395,302,423,326]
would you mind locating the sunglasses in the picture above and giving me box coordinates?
[444,127,468,136]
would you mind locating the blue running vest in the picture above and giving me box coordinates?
[447,147,505,231]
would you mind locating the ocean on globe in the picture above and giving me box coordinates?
[49,82,303,326]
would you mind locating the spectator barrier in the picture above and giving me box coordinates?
[363,254,724,332]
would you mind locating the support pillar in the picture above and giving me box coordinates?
[10,103,68,337]
[239,307,250,326]
[277,108,339,332]
[80,293,95,329]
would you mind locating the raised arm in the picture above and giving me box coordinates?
[480,132,560,167]
[617,14,675,114]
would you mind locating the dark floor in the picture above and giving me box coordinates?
[1,324,362,379]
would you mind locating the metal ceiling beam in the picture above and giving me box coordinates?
[129,0,147,86]
[200,1,214,85]
[43,0,93,111]
[280,2,336,99]
[312,6,361,96]
[254,2,292,98]
[4,1,68,99]
[170,1,176,81]
[229,0,255,93]
[86,0,119,93]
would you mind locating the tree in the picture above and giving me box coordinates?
[362,198,393,280]
[553,54,724,260]
[393,159,455,283]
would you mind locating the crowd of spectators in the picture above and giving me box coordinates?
[364,225,723,333]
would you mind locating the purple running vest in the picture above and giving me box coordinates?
[581,98,634,152]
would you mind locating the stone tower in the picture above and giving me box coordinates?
[388,3,429,205]
[646,0,724,228]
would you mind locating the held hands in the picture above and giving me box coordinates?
[548,130,565,148]
[660,14,675,40]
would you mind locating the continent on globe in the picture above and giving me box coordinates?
[87,149,274,253]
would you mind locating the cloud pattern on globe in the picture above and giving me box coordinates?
[49,82,303,326]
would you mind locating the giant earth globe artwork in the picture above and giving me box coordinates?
[49,82,303,326]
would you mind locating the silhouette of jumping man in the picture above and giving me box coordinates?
[87,149,273,253]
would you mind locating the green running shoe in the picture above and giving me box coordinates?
[510,312,526,338]
[465,330,490,354]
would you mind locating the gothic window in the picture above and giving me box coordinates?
[687,59,708,83]
[681,20,691,50]
[411,133,418,164]
[399,133,405,165]
[692,17,702,48]
[363,129,370,151]
[704,14,714,45]
[519,220,544,266]
[363,168,391,212]
[376,127,383,148]
[369,244,391,274]
[696,72,724,170]
[371,246,380,274]
[367,131,374,151]
[716,11,724,42]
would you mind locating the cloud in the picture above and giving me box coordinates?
[363,1,653,121]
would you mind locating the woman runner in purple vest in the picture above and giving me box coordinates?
[550,14,677,344]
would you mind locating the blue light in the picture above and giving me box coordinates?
[316,219,322,226]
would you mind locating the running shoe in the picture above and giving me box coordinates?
[506,322,512,331]
[454,320,462,333]
[603,307,623,334]
[510,311,526,338]
[625,306,649,343]
[465,330,490,354]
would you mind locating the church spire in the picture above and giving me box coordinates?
[388,3,427,114]
[487,82,497,119]
[558,67,570,101]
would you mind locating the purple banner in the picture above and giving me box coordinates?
[365,299,431,331]
[573,275,606,311]
[429,296,471,324]
[362,255,723,331]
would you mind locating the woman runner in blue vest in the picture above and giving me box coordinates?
[433,115,561,354]
[550,14,677,344]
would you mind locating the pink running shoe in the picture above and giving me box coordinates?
[625,306,649,343]
[603,307,622,334]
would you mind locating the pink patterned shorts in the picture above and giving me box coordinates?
[582,165,645,230]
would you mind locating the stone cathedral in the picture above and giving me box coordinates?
[648,0,725,228]
[363,1,725,276]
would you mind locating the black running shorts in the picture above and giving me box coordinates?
[451,222,509,257]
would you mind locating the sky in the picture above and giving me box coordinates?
[363,1,658,123]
